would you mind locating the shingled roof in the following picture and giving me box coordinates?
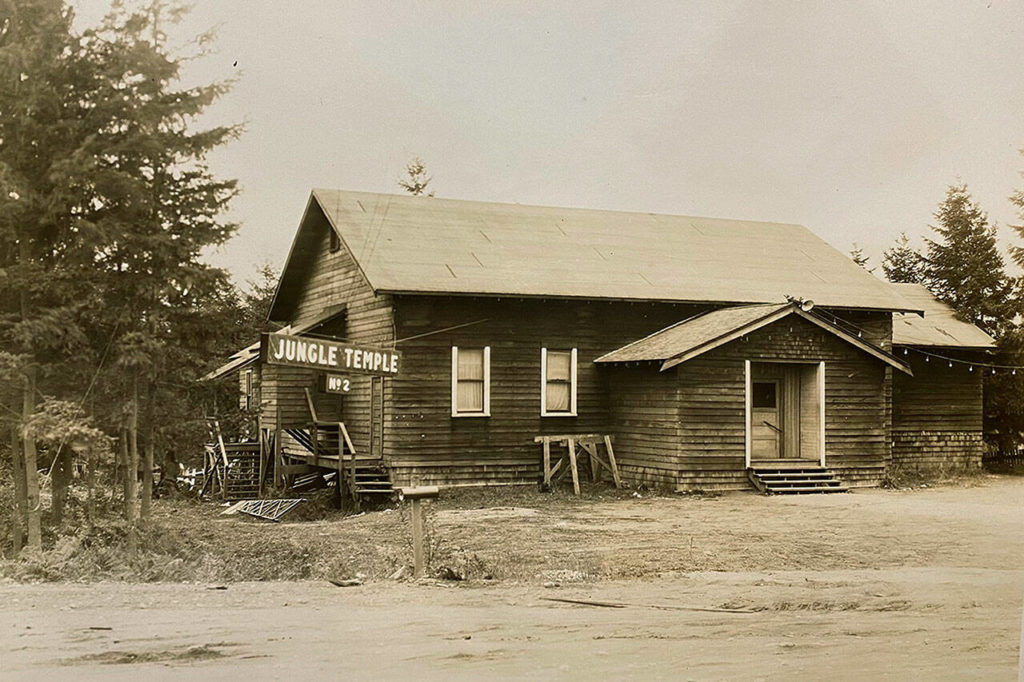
[891,283,996,349]
[270,190,919,321]
[595,303,911,373]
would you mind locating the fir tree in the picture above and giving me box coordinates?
[398,157,434,196]
[923,184,1011,336]
[849,243,873,272]
[882,232,924,284]
[0,0,241,540]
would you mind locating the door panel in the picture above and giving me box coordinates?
[751,381,780,459]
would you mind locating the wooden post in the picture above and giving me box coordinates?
[567,438,581,495]
[274,403,282,492]
[588,444,599,483]
[311,421,318,468]
[342,421,350,507]
[542,438,552,488]
[411,498,425,578]
[258,427,267,498]
[603,436,622,489]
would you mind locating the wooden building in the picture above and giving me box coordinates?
[205,190,993,495]
[889,283,995,477]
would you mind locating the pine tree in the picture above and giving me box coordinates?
[1,0,240,540]
[923,184,1011,336]
[0,0,88,550]
[882,232,924,284]
[849,243,873,272]
[398,157,434,196]
[75,2,240,524]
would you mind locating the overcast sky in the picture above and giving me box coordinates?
[75,1,1024,285]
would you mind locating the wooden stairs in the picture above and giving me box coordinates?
[282,426,395,502]
[747,464,848,495]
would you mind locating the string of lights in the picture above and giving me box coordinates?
[898,345,1022,374]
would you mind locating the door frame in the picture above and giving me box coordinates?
[745,360,825,468]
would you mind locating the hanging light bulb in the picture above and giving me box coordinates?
[949,361,953,368]
[925,356,930,362]
[969,366,974,372]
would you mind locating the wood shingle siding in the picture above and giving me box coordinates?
[260,202,394,456]
[387,296,702,486]
[222,189,995,494]
[609,313,893,491]
[891,352,984,476]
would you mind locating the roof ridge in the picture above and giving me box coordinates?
[311,187,808,230]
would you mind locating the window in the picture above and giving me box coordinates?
[752,381,777,409]
[243,368,254,410]
[451,346,490,417]
[541,348,577,416]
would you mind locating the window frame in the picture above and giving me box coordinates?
[451,346,491,418]
[243,368,254,411]
[540,347,578,417]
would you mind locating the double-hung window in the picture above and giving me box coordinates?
[541,348,577,416]
[451,346,490,417]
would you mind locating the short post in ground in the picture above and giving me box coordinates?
[398,486,440,578]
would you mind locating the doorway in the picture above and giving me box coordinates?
[746,361,823,463]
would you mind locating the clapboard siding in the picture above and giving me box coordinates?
[388,296,703,485]
[260,203,394,455]
[891,352,984,476]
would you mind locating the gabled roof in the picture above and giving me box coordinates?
[891,284,996,349]
[595,303,912,374]
[270,189,921,321]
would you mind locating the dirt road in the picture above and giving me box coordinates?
[3,479,1024,680]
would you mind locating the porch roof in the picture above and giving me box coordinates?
[199,306,347,382]
[595,302,912,374]
[891,283,996,349]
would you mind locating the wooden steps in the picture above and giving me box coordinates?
[747,464,848,495]
[283,426,394,501]
[352,462,395,496]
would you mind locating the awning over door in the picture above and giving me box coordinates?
[594,302,911,374]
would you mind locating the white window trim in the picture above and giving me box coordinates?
[540,347,578,417]
[451,346,491,418]
[243,368,253,411]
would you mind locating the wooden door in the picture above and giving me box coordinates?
[751,380,781,459]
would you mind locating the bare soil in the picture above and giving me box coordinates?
[2,477,1023,680]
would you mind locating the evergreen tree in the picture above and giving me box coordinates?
[0,0,240,542]
[398,157,434,196]
[923,184,1011,336]
[849,243,873,272]
[75,2,240,524]
[0,0,92,549]
[882,232,924,284]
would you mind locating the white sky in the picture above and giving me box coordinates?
[73,1,1024,285]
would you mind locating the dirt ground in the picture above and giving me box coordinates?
[3,477,1024,680]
